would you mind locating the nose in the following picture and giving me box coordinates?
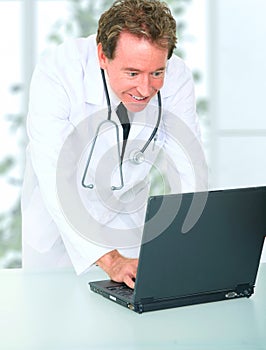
[137,74,154,97]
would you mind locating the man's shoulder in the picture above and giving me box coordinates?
[61,34,97,60]
[162,54,193,97]
[167,54,191,79]
[37,34,97,72]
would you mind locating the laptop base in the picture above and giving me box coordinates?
[89,280,254,314]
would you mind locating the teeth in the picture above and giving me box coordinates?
[132,95,146,101]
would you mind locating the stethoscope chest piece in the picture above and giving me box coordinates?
[129,149,145,165]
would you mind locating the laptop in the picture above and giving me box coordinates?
[89,186,266,313]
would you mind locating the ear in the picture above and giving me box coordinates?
[97,43,108,69]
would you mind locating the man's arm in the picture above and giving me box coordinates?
[24,44,116,274]
[161,56,208,193]
[96,250,138,289]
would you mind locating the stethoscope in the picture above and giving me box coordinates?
[81,68,162,191]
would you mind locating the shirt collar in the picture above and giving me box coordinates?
[104,72,121,110]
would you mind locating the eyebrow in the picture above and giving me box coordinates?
[123,67,166,72]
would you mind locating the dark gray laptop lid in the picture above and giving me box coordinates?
[134,187,266,302]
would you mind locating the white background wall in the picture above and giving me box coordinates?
[208,0,266,261]
[208,0,266,189]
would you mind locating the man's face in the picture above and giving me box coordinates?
[98,31,168,112]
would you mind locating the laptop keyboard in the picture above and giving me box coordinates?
[107,284,134,299]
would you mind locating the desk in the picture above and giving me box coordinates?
[0,264,265,350]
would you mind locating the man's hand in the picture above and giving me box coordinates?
[96,250,138,289]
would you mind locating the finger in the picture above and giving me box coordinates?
[124,275,135,289]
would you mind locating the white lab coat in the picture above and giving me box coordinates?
[21,34,208,274]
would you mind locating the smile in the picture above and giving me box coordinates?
[130,94,147,101]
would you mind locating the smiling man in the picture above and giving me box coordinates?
[21,0,207,288]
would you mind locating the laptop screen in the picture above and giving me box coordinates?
[134,187,266,301]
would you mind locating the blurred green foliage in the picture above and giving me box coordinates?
[0,86,24,268]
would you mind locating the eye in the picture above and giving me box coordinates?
[127,72,138,77]
[152,71,164,78]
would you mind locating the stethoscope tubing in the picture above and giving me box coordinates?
[81,69,162,190]
[81,119,124,190]
[101,68,162,153]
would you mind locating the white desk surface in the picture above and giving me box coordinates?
[1,264,265,350]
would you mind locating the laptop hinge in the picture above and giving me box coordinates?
[225,284,254,299]
[236,283,254,297]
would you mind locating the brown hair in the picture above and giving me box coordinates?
[96,0,177,60]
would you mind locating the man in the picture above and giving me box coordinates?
[21,0,207,288]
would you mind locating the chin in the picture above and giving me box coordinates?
[124,101,149,113]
